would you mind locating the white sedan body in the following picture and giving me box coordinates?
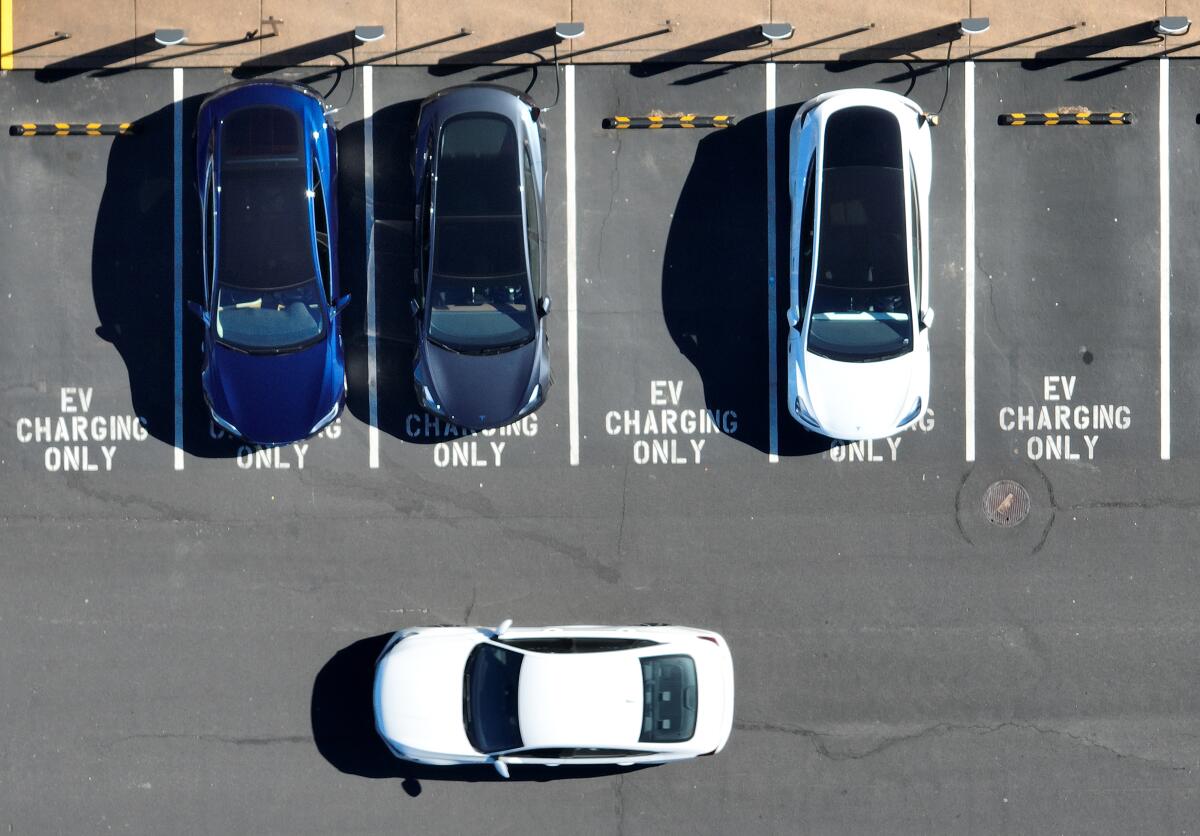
[373,624,735,773]
[787,88,934,441]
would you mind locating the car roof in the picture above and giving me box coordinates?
[216,105,314,291]
[516,651,646,748]
[815,104,909,293]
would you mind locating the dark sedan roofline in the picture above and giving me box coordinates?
[419,83,536,122]
[199,78,325,109]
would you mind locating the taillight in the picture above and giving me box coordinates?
[698,636,720,645]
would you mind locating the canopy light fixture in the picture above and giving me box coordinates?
[354,25,386,43]
[761,23,795,41]
[555,22,586,40]
[153,28,187,47]
[959,18,990,36]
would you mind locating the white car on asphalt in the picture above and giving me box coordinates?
[787,88,934,440]
[374,621,735,776]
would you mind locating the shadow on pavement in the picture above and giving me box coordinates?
[311,633,651,795]
[34,33,164,82]
[430,29,560,75]
[91,95,243,459]
[661,107,826,457]
[339,99,450,446]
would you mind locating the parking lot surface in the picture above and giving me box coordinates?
[2,57,1200,834]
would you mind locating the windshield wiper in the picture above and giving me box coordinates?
[428,335,465,354]
[475,336,534,356]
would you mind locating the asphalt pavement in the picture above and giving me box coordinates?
[1,57,1199,834]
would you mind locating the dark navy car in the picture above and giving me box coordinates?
[190,81,349,446]
[411,85,552,430]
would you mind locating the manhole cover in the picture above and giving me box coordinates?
[983,480,1031,527]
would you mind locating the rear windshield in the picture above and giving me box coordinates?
[640,655,698,743]
[463,643,524,754]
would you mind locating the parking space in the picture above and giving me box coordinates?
[972,61,1160,484]
[573,63,769,468]
[7,55,1200,833]
[359,65,572,473]
[1170,61,1200,462]
[774,61,966,467]
[0,71,176,501]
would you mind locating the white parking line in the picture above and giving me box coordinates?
[1159,57,1171,461]
[964,61,976,463]
[567,64,580,466]
[173,68,184,471]
[765,62,779,464]
[364,66,380,469]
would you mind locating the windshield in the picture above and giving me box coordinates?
[808,164,912,362]
[640,655,698,743]
[215,280,324,351]
[429,112,534,353]
[463,643,524,754]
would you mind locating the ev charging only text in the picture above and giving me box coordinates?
[998,375,1130,461]
[828,409,936,463]
[404,413,538,468]
[604,380,737,464]
[210,418,341,469]
[14,387,147,471]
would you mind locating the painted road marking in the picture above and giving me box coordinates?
[567,64,579,466]
[173,68,184,471]
[765,61,779,463]
[964,60,976,463]
[1,0,12,72]
[1159,58,1170,460]
[365,65,380,469]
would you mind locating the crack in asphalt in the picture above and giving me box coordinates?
[109,732,312,748]
[597,90,623,274]
[733,719,1192,770]
[613,772,627,836]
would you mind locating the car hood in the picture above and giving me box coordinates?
[802,348,923,440]
[208,339,337,445]
[375,633,481,759]
[424,338,539,429]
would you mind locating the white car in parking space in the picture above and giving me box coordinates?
[787,88,934,440]
[374,622,735,777]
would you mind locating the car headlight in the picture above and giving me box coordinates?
[794,396,817,425]
[899,397,924,427]
[421,385,446,416]
[376,630,410,664]
[309,400,342,434]
[211,409,241,438]
[517,384,541,417]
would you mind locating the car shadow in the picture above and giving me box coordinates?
[338,99,456,447]
[311,634,653,795]
[91,94,243,459]
[660,106,827,457]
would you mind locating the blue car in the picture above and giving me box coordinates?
[190,81,349,446]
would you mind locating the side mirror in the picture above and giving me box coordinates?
[187,300,210,327]
[332,294,352,316]
[410,298,421,318]
[491,618,513,638]
[492,758,511,779]
[537,296,552,317]
[786,306,800,329]
[920,308,935,329]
